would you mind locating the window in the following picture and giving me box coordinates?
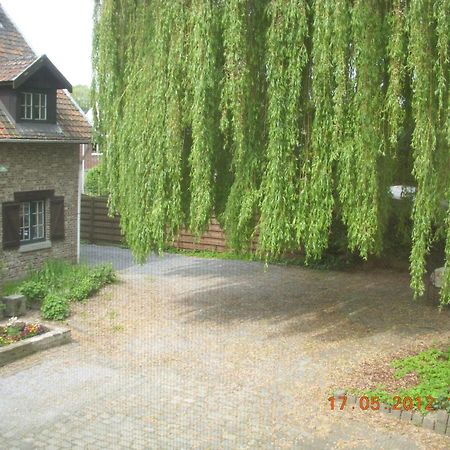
[2,191,64,251]
[20,92,47,121]
[19,200,45,243]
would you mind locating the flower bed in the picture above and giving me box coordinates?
[0,317,47,347]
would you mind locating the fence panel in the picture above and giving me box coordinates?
[80,195,124,245]
[80,195,248,252]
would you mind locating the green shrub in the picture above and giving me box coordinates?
[84,165,108,196]
[67,277,97,302]
[19,280,48,301]
[14,259,116,318]
[66,264,115,301]
[41,293,70,321]
[90,264,116,285]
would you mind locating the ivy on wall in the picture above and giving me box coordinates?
[93,0,450,305]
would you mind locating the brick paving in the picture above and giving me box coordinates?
[0,245,449,449]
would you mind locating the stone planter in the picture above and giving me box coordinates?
[0,327,71,367]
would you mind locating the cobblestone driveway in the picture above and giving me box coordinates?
[1,245,449,449]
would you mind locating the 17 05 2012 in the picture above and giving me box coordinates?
[327,395,446,412]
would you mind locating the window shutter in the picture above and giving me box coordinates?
[2,202,20,250]
[51,196,65,240]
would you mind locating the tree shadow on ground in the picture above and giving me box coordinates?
[158,258,449,344]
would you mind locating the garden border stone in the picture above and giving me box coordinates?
[0,326,71,367]
[335,391,450,436]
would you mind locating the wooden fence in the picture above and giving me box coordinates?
[80,195,123,245]
[80,195,236,251]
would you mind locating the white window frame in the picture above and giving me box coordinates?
[20,92,47,121]
[19,200,46,243]
[20,92,33,120]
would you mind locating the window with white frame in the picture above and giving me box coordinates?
[20,92,47,121]
[19,200,45,243]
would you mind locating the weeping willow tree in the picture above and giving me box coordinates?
[93,0,450,305]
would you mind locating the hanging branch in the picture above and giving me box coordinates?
[300,0,335,261]
[187,0,222,236]
[258,0,309,257]
[386,0,407,148]
[338,0,388,258]
[221,0,267,250]
[408,0,440,296]
[433,0,450,304]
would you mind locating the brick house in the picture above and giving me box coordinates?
[0,5,91,280]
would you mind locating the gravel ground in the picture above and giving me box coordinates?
[0,244,449,449]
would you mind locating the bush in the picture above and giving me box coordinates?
[13,260,116,318]
[67,278,95,302]
[41,293,70,321]
[19,280,48,301]
[90,264,116,285]
[84,165,108,196]
[66,264,115,301]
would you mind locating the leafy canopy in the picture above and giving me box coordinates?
[93,0,450,305]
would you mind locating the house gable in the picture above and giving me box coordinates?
[0,5,90,142]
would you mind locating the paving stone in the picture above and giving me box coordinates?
[434,410,449,435]
[422,412,437,431]
[1,248,449,448]
[401,410,413,422]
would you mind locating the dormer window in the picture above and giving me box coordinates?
[20,92,47,121]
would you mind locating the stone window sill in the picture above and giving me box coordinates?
[19,240,52,253]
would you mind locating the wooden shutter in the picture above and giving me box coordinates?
[50,196,65,240]
[2,202,20,250]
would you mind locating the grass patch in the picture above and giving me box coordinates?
[361,347,450,413]
[165,247,355,270]
[2,279,24,297]
[165,247,257,261]
[2,259,116,321]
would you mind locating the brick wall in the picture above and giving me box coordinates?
[0,142,80,280]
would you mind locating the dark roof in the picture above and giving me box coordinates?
[0,4,91,143]
[0,54,73,91]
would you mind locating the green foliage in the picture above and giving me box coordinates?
[1,279,22,297]
[10,260,116,319]
[363,347,450,413]
[93,0,450,305]
[187,0,222,236]
[84,165,108,196]
[72,85,91,112]
[259,0,309,257]
[41,293,70,321]
[303,0,335,261]
[19,280,48,302]
[221,0,267,250]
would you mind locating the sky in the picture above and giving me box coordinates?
[2,0,94,86]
